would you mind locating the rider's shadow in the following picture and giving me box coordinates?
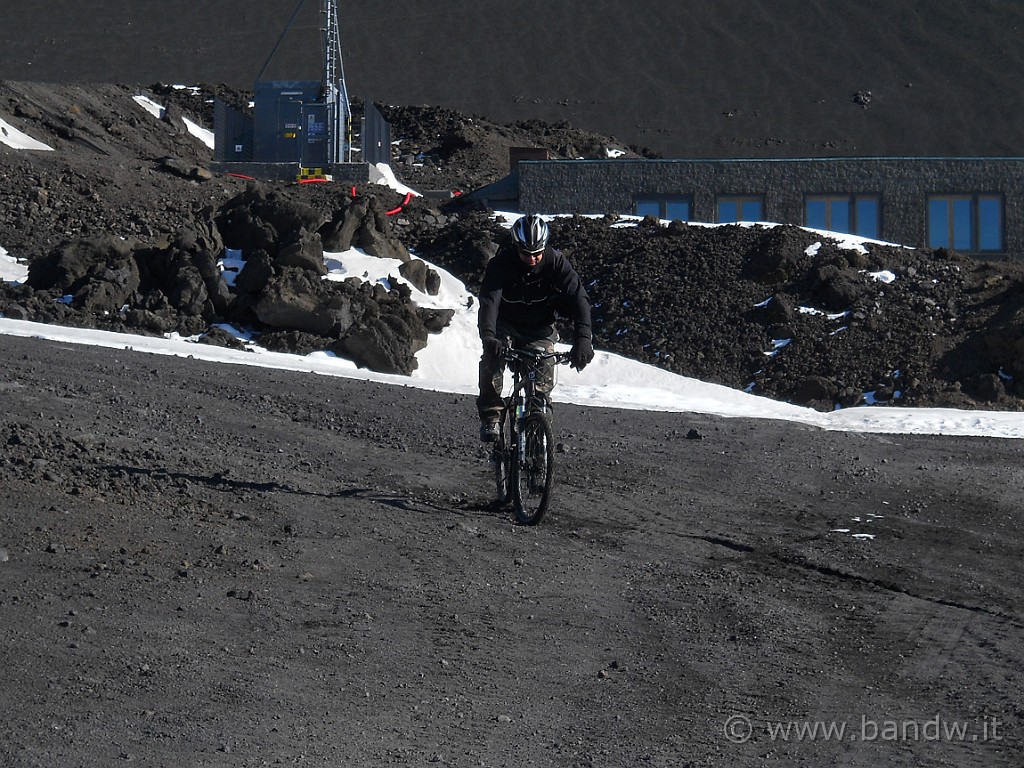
[98,464,329,498]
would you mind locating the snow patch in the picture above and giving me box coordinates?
[0,116,53,151]
[133,94,214,150]
[868,270,897,284]
[370,162,420,197]
[0,245,30,283]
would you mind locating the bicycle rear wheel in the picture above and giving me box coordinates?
[492,411,512,504]
[513,411,555,525]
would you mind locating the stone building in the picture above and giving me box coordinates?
[503,156,1024,257]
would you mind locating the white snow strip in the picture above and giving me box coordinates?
[3,303,1024,440]
[800,226,908,254]
[798,306,849,320]
[133,94,214,150]
[764,339,791,357]
[133,94,164,119]
[0,116,53,151]
[183,117,215,150]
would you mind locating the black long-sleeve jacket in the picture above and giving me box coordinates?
[477,243,592,341]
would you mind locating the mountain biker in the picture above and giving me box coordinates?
[477,214,594,442]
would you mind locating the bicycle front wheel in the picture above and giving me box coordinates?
[492,412,512,504]
[513,411,555,525]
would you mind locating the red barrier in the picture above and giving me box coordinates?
[349,188,417,215]
[385,192,415,216]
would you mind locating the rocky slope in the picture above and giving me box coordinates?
[4,81,1024,410]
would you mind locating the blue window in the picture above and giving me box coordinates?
[633,195,692,221]
[805,195,880,239]
[717,196,763,223]
[855,198,880,238]
[977,196,1003,251]
[928,195,1004,253]
[635,199,661,218]
[664,198,691,221]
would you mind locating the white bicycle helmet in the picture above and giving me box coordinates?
[511,214,549,253]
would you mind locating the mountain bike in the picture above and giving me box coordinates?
[491,346,571,525]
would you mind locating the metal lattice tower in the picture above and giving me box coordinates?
[322,0,351,164]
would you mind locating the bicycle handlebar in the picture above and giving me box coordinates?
[502,347,572,366]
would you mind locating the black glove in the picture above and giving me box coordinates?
[570,337,594,371]
[481,334,504,358]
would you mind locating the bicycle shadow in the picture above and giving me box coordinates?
[336,486,510,520]
[98,464,332,498]
[96,465,512,522]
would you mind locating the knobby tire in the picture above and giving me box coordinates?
[513,411,555,525]
[492,411,512,504]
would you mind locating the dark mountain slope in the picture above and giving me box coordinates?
[2,1,1022,159]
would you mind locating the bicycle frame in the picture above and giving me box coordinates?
[500,347,568,433]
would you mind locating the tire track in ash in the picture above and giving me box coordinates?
[823,592,1020,768]
[663,530,1020,766]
